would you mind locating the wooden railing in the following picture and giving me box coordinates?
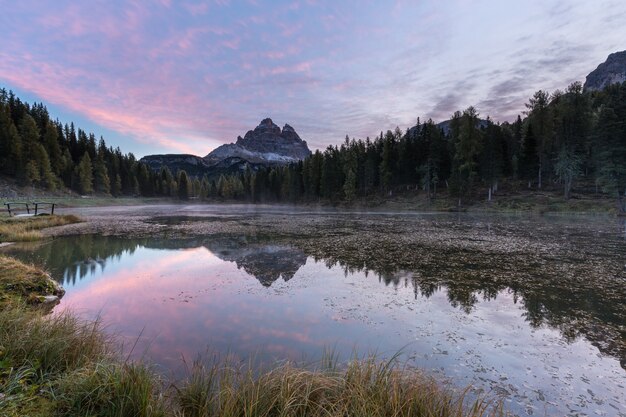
[3,202,56,216]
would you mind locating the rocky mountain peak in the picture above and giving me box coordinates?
[233,118,309,155]
[204,118,311,168]
[253,118,282,135]
[584,50,626,92]
[141,118,311,179]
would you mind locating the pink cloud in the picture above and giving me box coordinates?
[265,51,286,59]
[263,61,313,76]
[184,2,209,16]
[221,37,241,50]
[0,52,213,154]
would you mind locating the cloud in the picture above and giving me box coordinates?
[2,0,626,155]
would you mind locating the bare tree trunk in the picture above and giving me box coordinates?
[538,164,542,189]
[488,186,492,201]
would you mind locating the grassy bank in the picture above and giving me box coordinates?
[0,215,81,242]
[0,259,502,416]
[0,256,65,306]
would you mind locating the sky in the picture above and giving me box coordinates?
[1,0,625,157]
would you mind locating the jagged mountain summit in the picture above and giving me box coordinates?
[140,118,311,177]
[204,118,311,165]
[584,50,626,92]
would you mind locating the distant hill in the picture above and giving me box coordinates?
[141,118,311,178]
[584,50,626,92]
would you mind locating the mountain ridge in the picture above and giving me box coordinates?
[141,118,311,177]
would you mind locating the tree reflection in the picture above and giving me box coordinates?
[3,233,624,369]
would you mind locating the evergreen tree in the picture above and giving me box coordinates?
[521,123,538,187]
[451,107,482,205]
[0,103,22,176]
[76,152,94,194]
[594,106,626,212]
[379,131,394,193]
[113,174,123,197]
[33,143,56,190]
[480,120,504,201]
[18,114,41,185]
[178,170,190,200]
[343,168,357,201]
[94,152,111,194]
[554,146,581,200]
[525,90,552,187]
[44,120,62,176]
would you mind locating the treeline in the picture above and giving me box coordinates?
[0,89,156,196]
[1,82,625,212]
[211,82,626,211]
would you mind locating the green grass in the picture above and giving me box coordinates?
[0,304,166,417]
[0,214,82,242]
[0,256,65,306]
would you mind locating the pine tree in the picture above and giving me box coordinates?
[554,146,581,200]
[24,161,40,186]
[343,169,357,201]
[379,131,394,194]
[18,114,41,185]
[94,152,111,194]
[480,120,504,201]
[452,107,482,205]
[33,143,57,190]
[178,170,190,200]
[76,152,94,194]
[0,103,22,176]
[594,106,626,212]
[521,123,538,187]
[113,174,123,197]
[525,90,551,188]
[44,120,62,176]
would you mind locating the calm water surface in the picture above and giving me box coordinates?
[3,214,625,416]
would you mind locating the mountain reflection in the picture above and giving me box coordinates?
[2,234,624,369]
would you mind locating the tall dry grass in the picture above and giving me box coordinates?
[172,355,503,417]
[0,305,166,417]
[0,214,81,242]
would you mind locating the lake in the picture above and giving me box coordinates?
[3,210,625,416]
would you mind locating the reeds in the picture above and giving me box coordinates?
[172,355,501,417]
